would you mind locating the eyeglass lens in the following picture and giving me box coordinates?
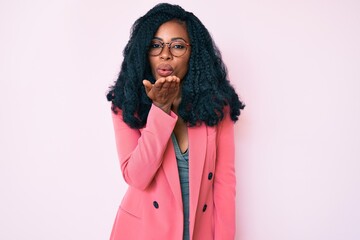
[149,40,188,57]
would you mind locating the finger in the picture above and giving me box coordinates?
[168,81,177,92]
[160,80,171,90]
[171,80,180,91]
[169,76,180,82]
[143,80,153,93]
[154,78,166,89]
[165,76,177,82]
[143,79,154,97]
[162,76,179,91]
[143,79,152,88]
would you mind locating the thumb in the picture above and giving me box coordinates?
[142,79,153,94]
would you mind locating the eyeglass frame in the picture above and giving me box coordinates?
[148,39,191,57]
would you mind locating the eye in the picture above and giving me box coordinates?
[172,42,186,49]
[150,42,163,48]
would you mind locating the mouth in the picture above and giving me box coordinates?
[156,64,174,77]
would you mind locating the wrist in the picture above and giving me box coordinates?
[153,102,171,114]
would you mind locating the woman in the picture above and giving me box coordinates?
[106,3,245,240]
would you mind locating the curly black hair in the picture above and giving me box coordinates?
[106,3,245,129]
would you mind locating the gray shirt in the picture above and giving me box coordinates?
[171,133,190,240]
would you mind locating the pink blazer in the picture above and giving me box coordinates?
[110,104,236,240]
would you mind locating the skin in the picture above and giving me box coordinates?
[143,20,191,153]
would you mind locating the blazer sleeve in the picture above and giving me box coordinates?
[213,109,236,239]
[111,104,178,190]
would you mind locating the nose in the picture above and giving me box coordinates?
[160,44,172,60]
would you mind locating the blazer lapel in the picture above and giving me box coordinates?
[188,125,207,236]
[161,125,207,235]
[162,139,183,209]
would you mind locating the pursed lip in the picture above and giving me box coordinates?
[156,64,174,77]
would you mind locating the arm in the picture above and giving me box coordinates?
[112,104,177,190]
[213,109,236,239]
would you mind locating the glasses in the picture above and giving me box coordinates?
[148,40,191,57]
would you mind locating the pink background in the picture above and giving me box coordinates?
[1,0,359,239]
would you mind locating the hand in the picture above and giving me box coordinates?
[143,76,180,113]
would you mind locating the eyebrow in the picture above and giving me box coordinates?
[152,36,187,42]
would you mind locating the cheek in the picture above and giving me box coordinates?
[181,65,189,78]
[149,57,154,69]
[177,59,190,79]
[149,58,157,76]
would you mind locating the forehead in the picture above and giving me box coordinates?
[153,20,190,42]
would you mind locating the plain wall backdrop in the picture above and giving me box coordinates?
[1,0,359,239]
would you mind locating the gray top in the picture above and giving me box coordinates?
[171,133,190,240]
